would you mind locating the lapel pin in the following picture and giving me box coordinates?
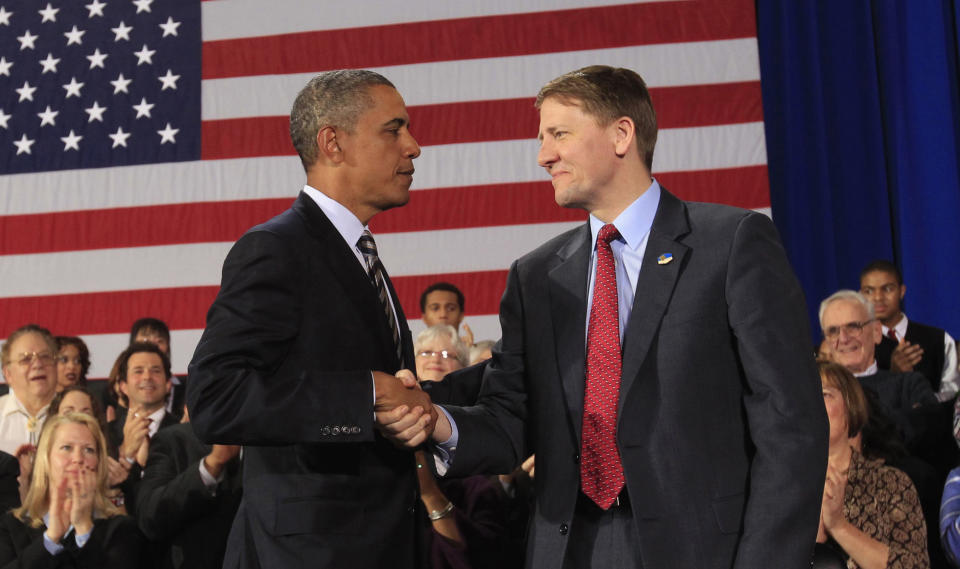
[657,253,673,265]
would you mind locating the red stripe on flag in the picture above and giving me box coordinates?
[201,82,764,160]
[202,2,757,79]
[0,271,510,336]
[0,167,769,255]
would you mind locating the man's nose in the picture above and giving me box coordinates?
[537,140,556,168]
[404,132,421,158]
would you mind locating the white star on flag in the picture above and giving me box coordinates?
[64,25,86,46]
[85,101,107,122]
[18,30,38,50]
[0,57,12,76]
[109,126,131,148]
[39,53,60,74]
[86,0,107,18]
[158,69,180,90]
[14,133,35,155]
[110,73,132,94]
[0,109,11,129]
[157,123,178,144]
[0,6,12,26]
[63,77,84,98]
[61,130,83,151]
[159,17,180,37]
[16,81,36,102]
[133,98,154,118]
[87,49,109,69]
[112,21,132,41]
[38,3,59,23]
[37,106,59,126]
[133,0,153,14]
[134,44,155,65]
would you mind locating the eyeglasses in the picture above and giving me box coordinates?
[416,350,458,360]
[823,319,874,340]
[7,352,56,368]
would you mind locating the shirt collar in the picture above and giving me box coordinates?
[881,313,909,340]
[0,392,48,419]
[302,185,367,249]
[588,179,661,251]
[853,360,879,377]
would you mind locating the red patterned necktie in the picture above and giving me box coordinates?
[887,328,898,342]
[580,223,625,509]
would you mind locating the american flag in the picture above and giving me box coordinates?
[1,0,769,377]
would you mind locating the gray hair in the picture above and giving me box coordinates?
[289,69,395,171]
[818,289,875,328]
[415,325,469,368]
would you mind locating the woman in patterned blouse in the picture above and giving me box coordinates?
[817,361,930,569]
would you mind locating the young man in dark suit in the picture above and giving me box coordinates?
[383,66,829,569]
[187,70,435,569]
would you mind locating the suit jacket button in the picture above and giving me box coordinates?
[573,453,579,463]
[331,426,341,435]
[559,523,569,536]
[352,426,362,434]
[321,426,331,436]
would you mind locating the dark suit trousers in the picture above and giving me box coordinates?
[562,492,643,569]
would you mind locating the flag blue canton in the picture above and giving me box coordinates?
[0,0,200,174]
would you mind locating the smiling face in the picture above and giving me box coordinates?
[47,421,98,492]
[335,84,421,223]
[119,351,171,412]
[415,335,464,382]
[2,332,58,406]
[821,299,880,374]
[537,97,620,212]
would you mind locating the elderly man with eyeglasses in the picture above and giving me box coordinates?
[0,324,59,457]
[820,290,938,446]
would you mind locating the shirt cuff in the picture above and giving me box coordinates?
[74,529,91,549]
[431,407,459,476]
[199,459,224,494]
[43,533,64,555]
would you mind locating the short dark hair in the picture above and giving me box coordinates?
[536,65,658,171]
[117,342,172,383]
[859,260,902,285]
[129,318,170,345]
[420,282,465,313]
[55,336,90,384]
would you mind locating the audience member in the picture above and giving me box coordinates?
[129,319,185,420]
[469,341,495,366]
[136,417,241,569]
[55,337,89,391]
[415,326,469,383]
[421,283,474,347]
[107,343,179,515]
[0,325,59,456]
[0,451,19,513]
[0,413,144,567]
[941,468,960,568]
[817,361,929,569]
[819,290,938,447]
[860,260,959,401]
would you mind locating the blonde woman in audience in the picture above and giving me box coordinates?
[0,413,143,568]
[817,361,929,569]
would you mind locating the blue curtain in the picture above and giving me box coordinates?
[757,0,960,341]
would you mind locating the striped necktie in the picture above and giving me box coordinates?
[357,230,403,367]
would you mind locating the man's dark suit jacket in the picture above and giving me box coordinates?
[187,192,418,569]
[444,190,829,569]
[876,320,948,391]
[136,422,241,569]
[0,512,144,568]
[107,411,180,517]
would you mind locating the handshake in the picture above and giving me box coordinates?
[372,370,451,448]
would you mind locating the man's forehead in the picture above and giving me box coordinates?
[861,270,898,285]
[426,290,459,305]
[824,299,867,322]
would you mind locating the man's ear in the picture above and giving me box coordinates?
[871,320,883,345]
[613,116,635,157]
[317,126,343,163]
[899,284,906,301]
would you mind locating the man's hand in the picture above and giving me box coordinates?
[203,444,241,479]
[460,323,475,348]
[890,339,923,372]
[374,370,437,447]
[120,406,152,466]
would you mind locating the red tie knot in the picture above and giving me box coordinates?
[598,224,621,246]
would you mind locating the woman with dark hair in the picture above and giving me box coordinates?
[817,361,929,569]
[0,413,143,567]
[54,338,89,391]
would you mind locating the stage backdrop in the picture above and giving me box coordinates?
[1,0,770,376]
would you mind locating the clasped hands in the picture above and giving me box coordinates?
[373,370,450,448]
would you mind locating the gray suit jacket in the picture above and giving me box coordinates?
[445,189,829,569]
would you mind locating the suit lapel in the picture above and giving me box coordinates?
[292,193,394,361]
[618,190,690,416]
[548,223,591,440]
